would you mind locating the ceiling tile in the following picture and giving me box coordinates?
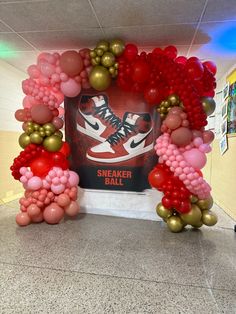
[0,21,12,32]
[0,0,98,32]
[4,51,38,73]
[202,0,236,22]
[92,0,206,27]
[19,29,104,50]
[103,24,197,46]
[0,33,34,51]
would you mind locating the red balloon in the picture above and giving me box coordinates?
[51,152,68,168]
[60,51,83,77]
[30,157,52,177]
[152,48,163,56]
[132,60,150,83]
[203,61,217,75]
[186,60,204,80]
[148,168,168,189]
[164,46,177,59]
[162,197,172,209]
[124,44,138,61]
[144,85,162,105]
[179,200,191,213]
[175,56,187,65]
[59,142,71,157]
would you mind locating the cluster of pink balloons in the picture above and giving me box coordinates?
[155,133,211,199]
[17,186,79,226]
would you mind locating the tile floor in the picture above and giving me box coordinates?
[0,200,235,314]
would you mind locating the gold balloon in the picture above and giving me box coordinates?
[26,121,33,128]
[25,126,34,135]
[168,94,180,106]
[156,203,173,219]
[33,123,40,131]
[43,135,63,152]
[43,123,56,134]
[90,50,97,58]
[45,130,52,137]
[91,58,99,66]
[30,132,43,144]
[160,113,165,119]
[167,216,184,233]
[39,131,45,138]
[96,40,109,52]
[54,130,63,138]
[109,66,115,75]
[114,62,119,69]
[160,107,167,114]
[201,97,216,116]
[190,195,198,203]
[180,204,202,226]
[163,100,171,108]
[101,52,115,68]
[202,210,218,226]
[89,66,111,91]
[95,56,101,63]
[95,48,104,57]
[197,196,213,210]
[109,39,125,56]
[192,221,203,229]
[19,133,30,148]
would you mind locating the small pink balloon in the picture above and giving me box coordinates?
[51,184,66,195]
[27,204,41,217]
[165,114,182,130]
[43,203,64,224]
[193,137,203,147]
[65,201,80,217]
[40,62,55,77]
[31,212,44,223]
[39,75,50,86]
[183,148,207,169]
[27,65,40,79]
[68,171,79,187]
[15,109,27,122]
[171,127,192,147]
[168,106,183,115]
[16,212,31,226]
[30,104,53,124]
[27,176,43,190]
[57,193,71,207]
[52,117,64,129]
[60,79,81,97]
[202,130,215,143]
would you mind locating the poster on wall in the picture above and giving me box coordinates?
[65,83,160,192]
[227,81,236,135]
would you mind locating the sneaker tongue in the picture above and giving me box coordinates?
[124,113,140,125]
[91,96,106,108]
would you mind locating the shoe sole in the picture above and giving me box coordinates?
[86,143,154,163]
[77,125,106,142]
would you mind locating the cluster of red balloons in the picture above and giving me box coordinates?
[149,163,191,214]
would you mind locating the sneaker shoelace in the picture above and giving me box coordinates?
[107,122,136,145]
[95,104,121,128]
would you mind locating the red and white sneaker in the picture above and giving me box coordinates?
[77,95,121,142]
[86,112,153,163]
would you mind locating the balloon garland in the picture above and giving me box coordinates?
[11,39,218,231]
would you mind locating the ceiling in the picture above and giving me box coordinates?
[0,0,236,81]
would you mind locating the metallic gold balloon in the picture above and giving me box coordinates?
[109,66,115,75]
[91,58,99,66]
[96,40,109,52]
[43,135,63,152]
[160,113,165,119]
[90,50,97,58]
[95,48,104,57]
[201,97,216,116]
[156,203,173,219]
[192,221,203,228]
[190,195,198,203]
[197,196,213,210]
[54,130,63,139]
[168,94,180,106]
[167,216,184,233]
[109,39,125,57]
[101,52,115,68]
[25,126,34,135]
[19,133,31,148]
[33,123,40,131]
[163,100,171,108]
[26,121,33,128]
[39,131,45,138]
[89,66,111,91]
[43,123,56,134]
[180,204,202,225]
[114,62,119,69]
[30,132,43,144]
[95,56,101,63]
[202,210,218,226]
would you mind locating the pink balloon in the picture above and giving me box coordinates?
[31,104,53,124]
[27,176,43,190]
[57,193,71,207]
[202,130,215,143]
[193,137,203,147]
[60,79,81,97]
[171,127,193,147]
[27,65,40,79]
[65,201,80,216]
[27,204,41,217]
[16,212,31,226]
[52,117,64,129]
[58,106,65,117]
[165,114,182,130]
[192,130,203,139]
[39,75,50,86]
[40,62,55,77]
[15,109,27,122]
[43,203,64,224]
[68,171,79,187]
[168,106,183,115]
[183,148,207,169]
[51,184,66,195]
[31,212,44,223]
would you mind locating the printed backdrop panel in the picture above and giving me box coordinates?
[65,83,160,192]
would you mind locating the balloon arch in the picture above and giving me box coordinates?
[11,39,218,232]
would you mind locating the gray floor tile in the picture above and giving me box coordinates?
[0,263,228,314]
